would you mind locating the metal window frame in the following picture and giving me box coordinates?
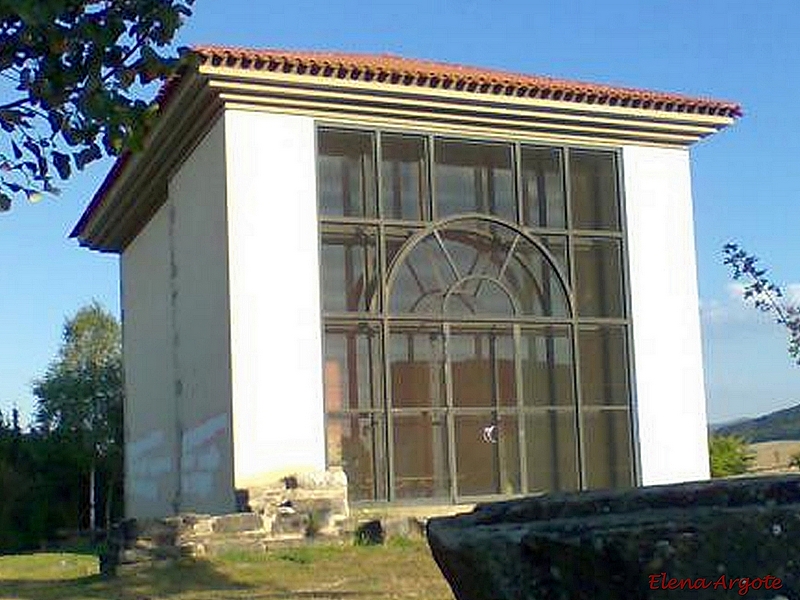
[315,122,636,506]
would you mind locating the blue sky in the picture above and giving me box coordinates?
[2,0,800,426]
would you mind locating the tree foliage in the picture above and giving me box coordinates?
[0,304,125,549]
[0,0,195,210]
[708,433,754,478]
[723,242,800,365]
[34,302,122,446]
[33,301,124,528]
[0,408,88,550]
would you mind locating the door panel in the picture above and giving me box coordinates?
[449,328,515,408]
[454,412,520,496]
[392,412,450,499]
[448,326,519,497]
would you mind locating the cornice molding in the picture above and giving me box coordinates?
[73,61,737,253]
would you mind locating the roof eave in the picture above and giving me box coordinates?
[193,45,742,119]
[73,50,741,253]
[72,70,222,252]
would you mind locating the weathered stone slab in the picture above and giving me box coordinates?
[211,513,262,534]
[426,475,800,599]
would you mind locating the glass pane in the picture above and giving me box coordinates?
[574,237,624,317]
[540,235,569,284]
[503,236,570,316]
[449,328,515,408]
[455,413,520,496]
[381,134,428,221]
[519,326,574,407]
[445,279,515,317]
[388,328,445,409]
[321,228,378,312]
[578,326,630,407]
[521,146,565,228]
[323,324,382,411]
[525,410,579,493]
[582,409,633,490]
[434,140,515,220]
[393,412,450,499]
[318,129,376,217]
[439,220,513,282]
[389,236,454,314]
[384,225,420,270]
[326,413,386,501]
[569,150,619,230]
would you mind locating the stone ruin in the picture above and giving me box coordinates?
[102,467,432,574]
[103,468,349,570]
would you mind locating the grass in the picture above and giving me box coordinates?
[0,538,455,600]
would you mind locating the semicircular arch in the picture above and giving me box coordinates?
[386,214,573,317]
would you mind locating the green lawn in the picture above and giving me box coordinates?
[0,539,455,599]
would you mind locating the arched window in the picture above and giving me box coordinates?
[388,217,570,318]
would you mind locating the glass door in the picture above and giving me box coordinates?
[446,324,521,498]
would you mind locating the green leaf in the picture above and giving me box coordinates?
[74,144,101,170]
[52,151,70,180]
[0,111,18,133]
[23,140,47,178]
[46,112,63,135]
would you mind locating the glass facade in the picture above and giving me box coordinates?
[318,127,634,503]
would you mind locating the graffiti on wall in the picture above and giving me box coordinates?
[128,429,172,501]
[180,412,227,498]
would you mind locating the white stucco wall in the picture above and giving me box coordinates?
[121,201,176,518]
[121,117,236,518]
[223,109,326,487]
[622,145,710,485]
[169,116,235,512]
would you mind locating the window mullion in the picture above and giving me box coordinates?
[443,322,458,502]
[513,324,527,494]
[427,134,435,220]
[563,147,586,491]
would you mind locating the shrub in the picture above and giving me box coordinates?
[709,434,754,477]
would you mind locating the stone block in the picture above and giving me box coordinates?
[211,513,263,534]
[190,516,214,536]
[383,516,425,539]
[272,513,308,536]
[296,467,348,490]
[427,475,800,600]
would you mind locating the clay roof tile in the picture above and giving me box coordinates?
[189,45,741,118]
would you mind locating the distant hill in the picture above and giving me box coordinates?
[713,403,800,443]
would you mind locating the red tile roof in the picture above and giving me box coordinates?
[72,46,741,247]
[194,45,742,118]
